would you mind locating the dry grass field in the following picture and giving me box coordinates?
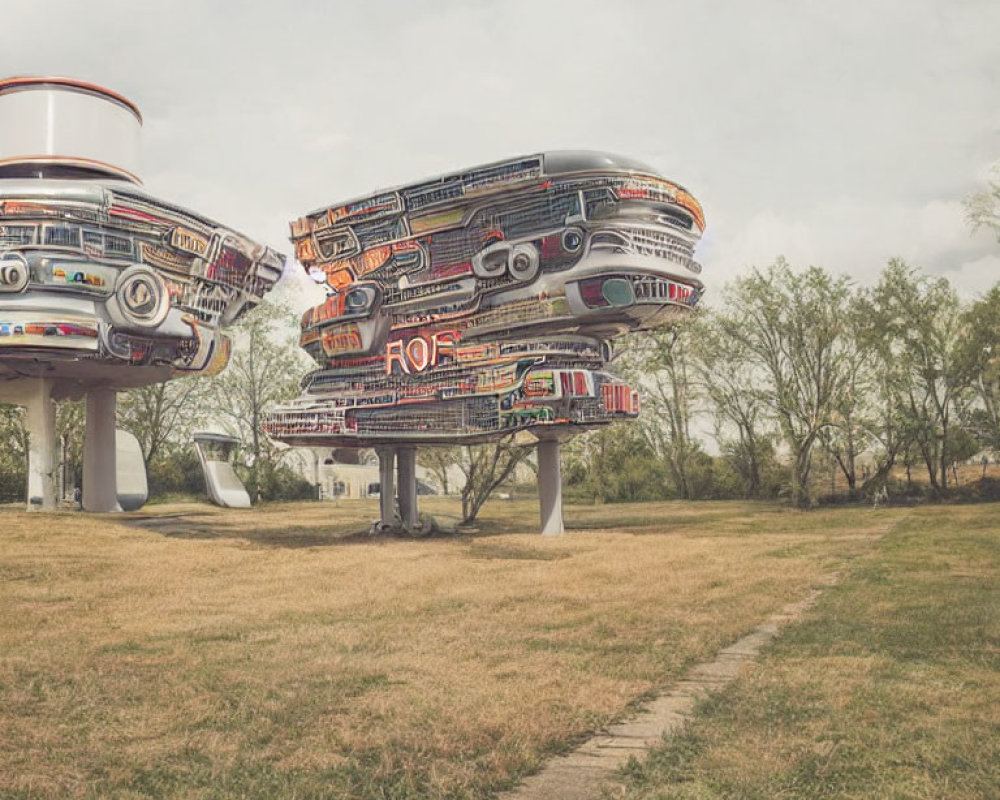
[616,503,1000,800]
[1,497,893,799]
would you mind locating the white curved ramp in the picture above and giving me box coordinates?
[193,432,251,508]
[115,429,148,511]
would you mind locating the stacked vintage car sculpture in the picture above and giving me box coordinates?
[0,77,282,510]
[265,151,705,533]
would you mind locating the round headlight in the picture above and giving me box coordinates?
[509,244,539,282]
[561,228,584,254]
[345,287,371,310]
[0,252,30,293]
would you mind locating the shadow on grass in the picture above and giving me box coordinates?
[123,498,805,550]
[126,507,477,549]
[128,515,391,548]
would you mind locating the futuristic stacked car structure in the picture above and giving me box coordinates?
[0,179,282,379]
[264,151,705,449]
[0,79,283,385]
[0,76,282,511]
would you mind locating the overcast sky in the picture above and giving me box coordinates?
[4,0,998,307]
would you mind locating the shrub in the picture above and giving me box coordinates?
[0,466,25,503]
[148,449,206,499]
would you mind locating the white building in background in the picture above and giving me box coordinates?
[283,447,444,500]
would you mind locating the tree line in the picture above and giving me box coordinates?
[1,261,997,510]
[3,163,999,514]
[559,173,1000,509]
[562,258,1000,508]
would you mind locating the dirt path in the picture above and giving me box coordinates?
[500,574,840,800]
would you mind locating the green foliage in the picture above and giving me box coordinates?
[55,400,85,497]
[957,284,1000,449]
[715,260,857,507]
[118,379,211,466]
[147,447,205,498]
[598,260,1000,506]
[623,326,703,500]
[0,400,84,503]
[564,424,672,503]
[717,436,789,499]
[239,461,316,503]
[947,425,981,465]
[965,161,1000,241]
[145,448,314,503]
[456,437,534,522]
[694,317,769,495]
[859,261,975,493]
[0,403,27,502]
[418,446,461,495]
[202,298,311,503]
[563,428,791,504]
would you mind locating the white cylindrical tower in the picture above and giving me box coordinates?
[0,76,142,183]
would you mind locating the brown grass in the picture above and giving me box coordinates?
[614,503,1000,800]
[0,497,890,799]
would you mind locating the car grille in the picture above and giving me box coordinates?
[590,225,701,273]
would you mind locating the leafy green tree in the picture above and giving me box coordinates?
[563,423,670,503]
[55,399,85,499]
[856,345,915,495]
[204,297,310,502]
[117,378,211,467]
[813,301,878,497]
[622,326,703,499]
[147,446,205,498]
[456,436,533,523]
[965,162,1000,241]
[693,314,774,498]
[718,260,855,507]
[0,404,28,502]
[861,261,975,492]
[0,399,84,503]
[955,284,1000,449]
[418,446,461,495]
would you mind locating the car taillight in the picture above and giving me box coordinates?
[579,278,608,308]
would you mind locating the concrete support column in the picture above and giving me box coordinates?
[312,448,321,500]
[24,379,57,511]
[83,388,120,512]
[376,447,396,528]
[538,437,564,535]
[397,446,418,531]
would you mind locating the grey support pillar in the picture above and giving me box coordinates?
[397,446,418,531]
[537,437,564,535]
[24,379,56,511]
[376,447,396,528]
[312,449,321,499]
[83,388,120,512]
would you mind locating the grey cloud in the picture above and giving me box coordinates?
[4,0,998,310]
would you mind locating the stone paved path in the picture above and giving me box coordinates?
[500,576,838,800]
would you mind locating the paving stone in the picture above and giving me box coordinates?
[604,720,673,739]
